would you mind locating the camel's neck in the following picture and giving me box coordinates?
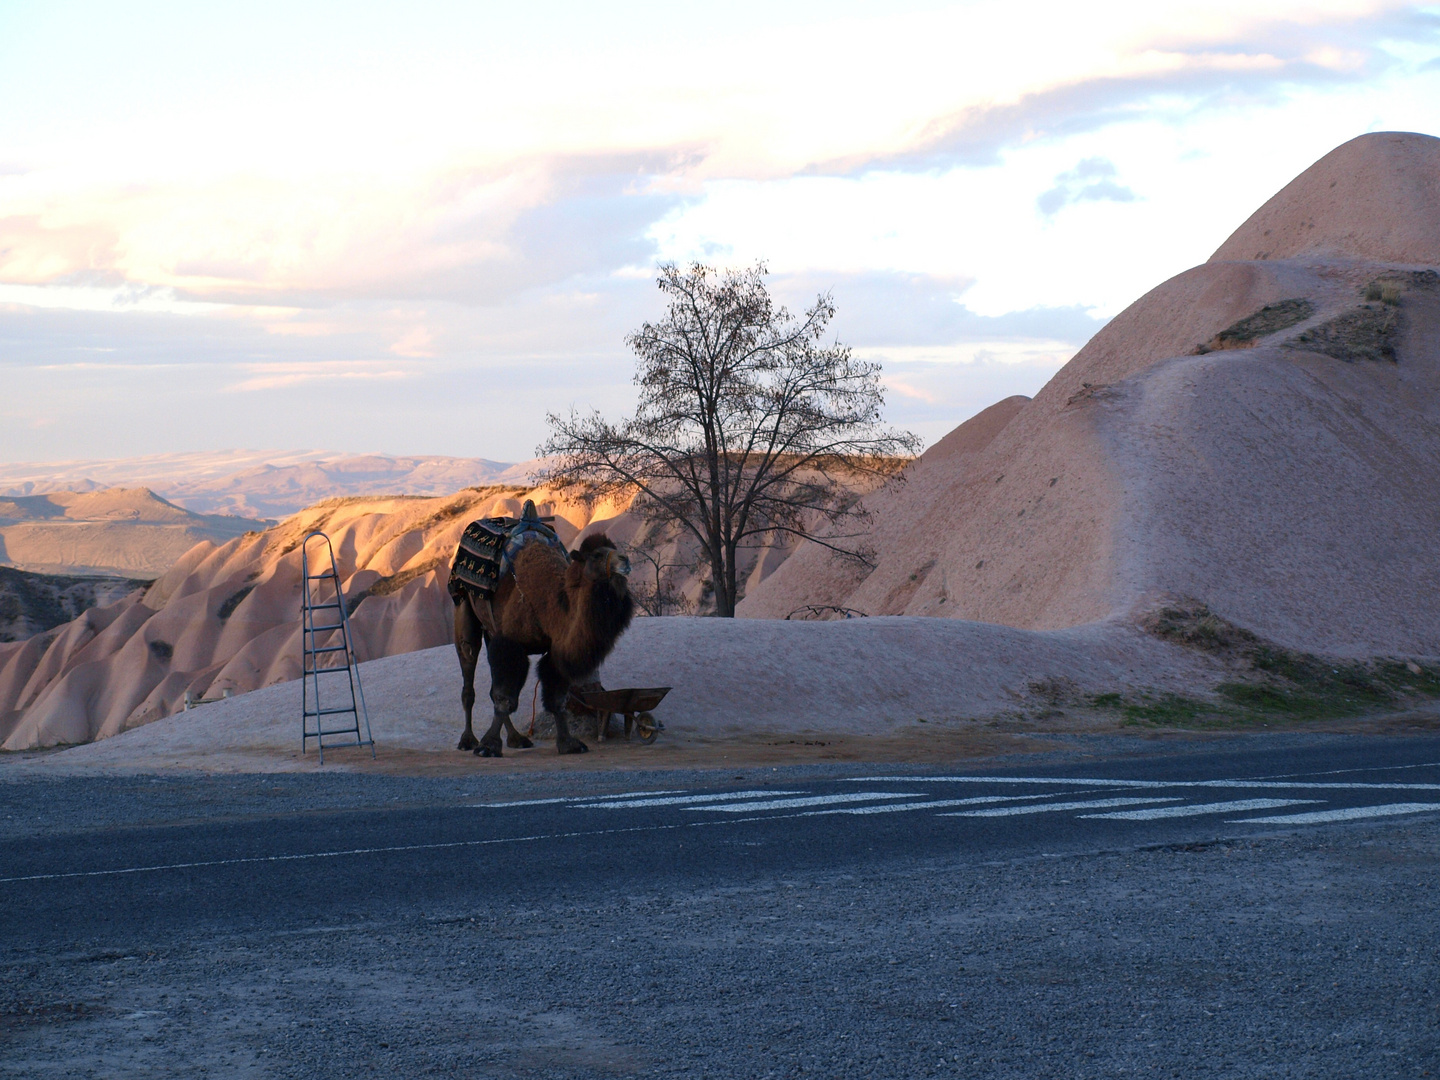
[550,576,633,681]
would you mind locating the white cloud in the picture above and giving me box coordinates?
[1037,158,1139,216]
[0,2,1437,459]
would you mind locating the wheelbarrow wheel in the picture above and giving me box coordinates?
[634,711,661,744]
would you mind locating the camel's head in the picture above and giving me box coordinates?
[570,533,631,595]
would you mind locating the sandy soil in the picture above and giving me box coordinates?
[7,614,1438,777]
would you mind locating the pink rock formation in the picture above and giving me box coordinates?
[741,132,1440,658]
[1212,131,1440,265]
[0,481,801,749]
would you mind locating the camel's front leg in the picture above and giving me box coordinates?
[477,638,528,758]
[454,601,482,752]
[538,653,587,755]
[477,701,509,758]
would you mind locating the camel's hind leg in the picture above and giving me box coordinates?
[454,598,484,752]
[478,636,529,758]
[538,653,587,755]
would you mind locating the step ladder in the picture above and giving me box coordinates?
[300,531,375,763]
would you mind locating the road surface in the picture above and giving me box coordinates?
[2,734,1438,1077]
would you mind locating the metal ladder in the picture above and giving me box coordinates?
[300,531,375,763]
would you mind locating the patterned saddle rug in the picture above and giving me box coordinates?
[448,499,567,602]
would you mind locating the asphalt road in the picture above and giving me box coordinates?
[3,734,1439,1078]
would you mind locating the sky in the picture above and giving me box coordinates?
[2,1,1439,463]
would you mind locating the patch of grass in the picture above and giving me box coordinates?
[1216,683,1350,721]
[368,558,446,598]
[1362,269,1438,305]
[1288,304,1399,363]
[1363,280,1404,305]
[412,493,515,535]
[1106,600,1440,728]
[1195,299,1314,354]
[1374,659,1440,696]
[1121,694,1221,726]
[1143,603,1257,650]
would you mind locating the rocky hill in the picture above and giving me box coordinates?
[741,132,1440,659]
[0,567,149,643]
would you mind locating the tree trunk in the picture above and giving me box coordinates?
[714,539,739,617]
[709,546,734,617]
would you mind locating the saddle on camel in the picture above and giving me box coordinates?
[448,500,634,757]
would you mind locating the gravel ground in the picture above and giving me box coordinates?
[2,756,1438,1078]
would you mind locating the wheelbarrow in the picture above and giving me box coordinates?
[565,685,671,743]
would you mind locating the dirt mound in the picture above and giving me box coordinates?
[1211,131,1440,265]
[30,616,1235,771]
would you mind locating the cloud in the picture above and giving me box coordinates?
[0,215,121,284]
[225,362,411,393]
[3,151,691,310]
[813,8,1440,175]
[772,271,1108,348]
[0,273,655,459]
[389,326,435,358]
[1037,157,1138,216]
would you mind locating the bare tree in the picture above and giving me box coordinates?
[626,541,694,617]
[538,262,920,617]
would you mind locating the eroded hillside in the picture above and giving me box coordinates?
[0,481,804,749]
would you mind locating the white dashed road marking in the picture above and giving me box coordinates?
[577,791,804,809]
[1080,799,1320,821]
[941,798,1183,818]
[694,792,926,813]
[799,793,1096,817]
[474,790,686,808]
[1229,803,1440,825]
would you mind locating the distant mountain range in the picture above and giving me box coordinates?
[0,451,537,519]
[0,488,270,577]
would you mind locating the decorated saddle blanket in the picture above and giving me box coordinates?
[448,501,567,601]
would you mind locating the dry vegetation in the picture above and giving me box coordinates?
[1111,603,1440,728]
[1194,298,1315,354]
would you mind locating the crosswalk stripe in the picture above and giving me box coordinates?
[694,792,925,813]
[799,793,1094,817]
[577,791,804,809]
[941,797,1181,818]
[474,790,687,808]
[1230,802,1440,825]
[1079,798,1319,821]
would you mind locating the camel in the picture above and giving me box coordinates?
[453,531,634,757]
